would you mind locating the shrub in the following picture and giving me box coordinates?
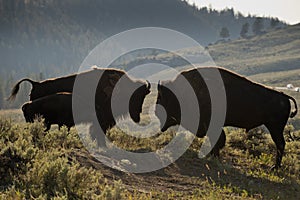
[24,151,103,199]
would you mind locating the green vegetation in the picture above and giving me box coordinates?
[0,117,124,199]
[240,23,250,38]
[252,17,265,35]
[219,27,230,40]
[0,110,299,199]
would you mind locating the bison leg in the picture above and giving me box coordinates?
[266,123,286,169]
[44,123,51,132]
[210,129,226,157]
[89,123,107,149]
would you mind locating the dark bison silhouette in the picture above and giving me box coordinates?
[22,92,76,131]
[155,67,297,169]
[11,67,151,132]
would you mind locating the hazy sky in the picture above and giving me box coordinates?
[187,0,300,25]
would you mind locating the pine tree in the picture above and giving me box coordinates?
[270,18,279,28]
[0,79,3,109]
[219,27,230,39]
[252,17,264,35]
[240,22,249,38]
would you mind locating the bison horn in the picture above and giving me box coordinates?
[146,80,151,90]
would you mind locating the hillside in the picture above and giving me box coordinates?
[0,0,285,77]
[109,23,300,78]
[109,23,300,84]
[208,23,300,76]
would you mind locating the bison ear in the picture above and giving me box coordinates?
[157,80,161,90]
[157,81,163,100]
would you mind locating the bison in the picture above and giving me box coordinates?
[155,67,298,169]
[22,92,103,146]
[8,67,126,102]
[22,92,76,131]
[9,67,151,132]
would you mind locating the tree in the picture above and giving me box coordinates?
[39,72,44,81]
[0,80,3,109]
[219,27,230,39]
[252,17,264,35]
[240,22,249,38]
[270,18,280,28]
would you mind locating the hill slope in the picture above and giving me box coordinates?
[0,0,285,77]
[209,23,300,76]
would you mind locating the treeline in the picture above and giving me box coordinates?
[219,16,281,40]
[0,0,103,76]
[0,0,286,74]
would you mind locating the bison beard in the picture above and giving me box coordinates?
[156,67,298,169]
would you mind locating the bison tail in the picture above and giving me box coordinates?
[7,78,37,101]
[289,96,298,118]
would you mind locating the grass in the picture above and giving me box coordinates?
[0,109,300,199]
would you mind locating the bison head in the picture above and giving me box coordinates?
[96,74,151,132]
[129,81,151,123]
[156,81,181,132]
